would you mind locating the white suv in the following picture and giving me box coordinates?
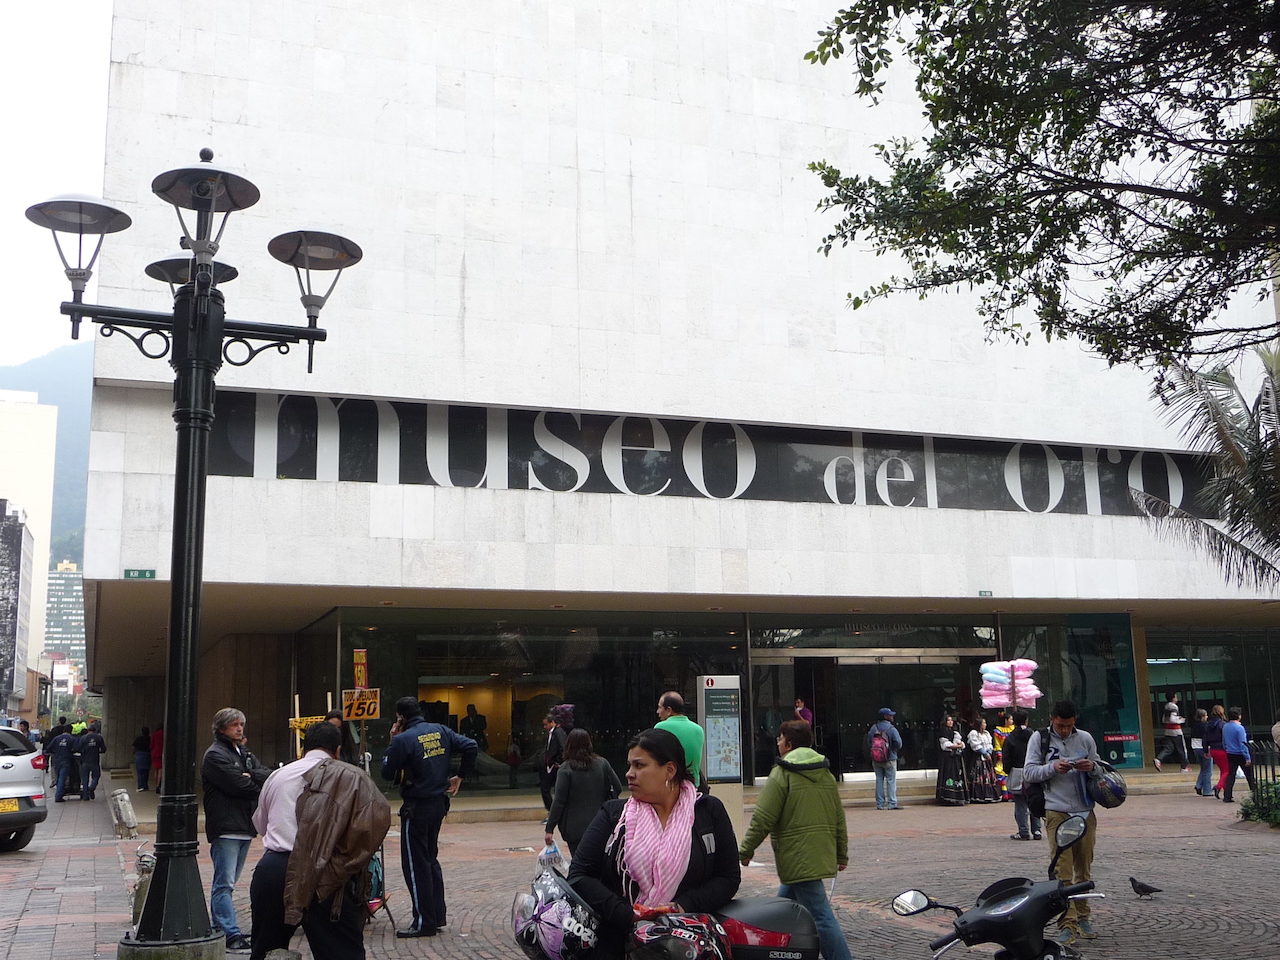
[0,727,48,852]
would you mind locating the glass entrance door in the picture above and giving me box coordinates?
[834,659,985,774]
[750,655,986,779]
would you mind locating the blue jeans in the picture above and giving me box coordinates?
[211,837,251,939]
[778,880,852,960]
[1012,794,1041,838]
[54,762,70,801]
[134,751,151,790]
[873,760,897,809]
[81,759,101,798]
[1195,749,1213,794]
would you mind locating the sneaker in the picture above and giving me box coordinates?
[1180,766,1190,773]
[1053,926,1078,946]
[1077,920,1097,939]
[1010,833,1031,841]
[1153,759,1162,771]
[1033,832,1043,840]
[225,935,252,952]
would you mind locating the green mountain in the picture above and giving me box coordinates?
[0,343,93,566]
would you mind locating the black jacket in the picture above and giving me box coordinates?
[48,732,78,768]
[1203,717,1226,751]
[78,732,106,764]
[1003,726,1033,769]
[568,793,741,956]
[201,732,270,840]
[544,726,568,772]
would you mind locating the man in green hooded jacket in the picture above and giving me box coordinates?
[739,720,850,960]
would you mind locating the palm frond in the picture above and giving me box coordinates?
[1157,364,1252,470]
[1131,490,1280,589]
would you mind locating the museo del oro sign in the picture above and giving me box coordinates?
[207,391,1207,518]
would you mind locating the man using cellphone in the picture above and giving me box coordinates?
[1023,701,1100,948]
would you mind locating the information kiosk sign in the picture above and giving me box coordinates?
[697,675,741,784]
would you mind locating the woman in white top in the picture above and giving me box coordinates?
[935,716,968,805]
[965,717,1000,803]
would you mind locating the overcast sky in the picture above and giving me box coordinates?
[2,4,112,367]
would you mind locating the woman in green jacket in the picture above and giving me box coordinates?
[739,720,851,960]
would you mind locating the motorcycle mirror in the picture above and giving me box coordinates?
[891,890,932,916]
[1048,814,1089,878]
[1055,815,1087,849]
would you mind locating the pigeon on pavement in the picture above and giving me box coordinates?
[1130,877,1162,899]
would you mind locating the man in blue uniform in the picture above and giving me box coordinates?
[78,723,107,800]
[381,696,478,939]
[47,726,79,802]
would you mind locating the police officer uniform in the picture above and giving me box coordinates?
[380,708,477,937]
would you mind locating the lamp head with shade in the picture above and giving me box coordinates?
[24,193,132,327]
[269,230,364,371]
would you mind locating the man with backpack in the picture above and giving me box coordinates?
[1022,700,1100,947]
[1002,711,1041,840]
[865,707,904,810]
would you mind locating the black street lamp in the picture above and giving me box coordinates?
[27,149,361,959]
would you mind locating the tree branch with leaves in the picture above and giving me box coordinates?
[808,0,1280,365]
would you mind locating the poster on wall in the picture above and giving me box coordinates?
[1068,614,1144,769]
[698,675,742,784]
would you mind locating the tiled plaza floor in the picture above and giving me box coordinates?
[1,774,1276,960]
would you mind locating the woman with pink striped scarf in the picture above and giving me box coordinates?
[568,729,741,957]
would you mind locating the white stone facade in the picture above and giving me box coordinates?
[85,0,1270,608]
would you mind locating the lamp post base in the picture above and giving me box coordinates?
[119,931,226,960]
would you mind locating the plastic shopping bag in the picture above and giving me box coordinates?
[537,841,569,876]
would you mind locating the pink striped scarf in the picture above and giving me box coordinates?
[613,781,697,905]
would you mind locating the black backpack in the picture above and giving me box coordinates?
[1023,727,1052,820]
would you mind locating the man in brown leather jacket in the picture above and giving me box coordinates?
[249,722,391,960]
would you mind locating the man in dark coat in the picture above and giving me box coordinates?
[77,724,106,801]
[46,726,78,802]
[1003,710,1042,840]
[381,696,477,939]
[540,712,568,810]
[202,707,270,952]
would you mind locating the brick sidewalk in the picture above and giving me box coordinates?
[1,787,1276,960]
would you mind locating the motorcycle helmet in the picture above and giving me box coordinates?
[511,870,599,960]
[1088,760,1128,808]
[631,914,731,960]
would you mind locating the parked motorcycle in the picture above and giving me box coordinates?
[514,875,822,960]
[892,815,1103,960]
[714,897,820,960]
